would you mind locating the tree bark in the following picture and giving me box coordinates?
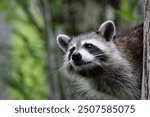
[40,0,62,99]
[141,0,150,100]
[0,13,11,99]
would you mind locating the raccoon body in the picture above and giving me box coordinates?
[57,21,143,100]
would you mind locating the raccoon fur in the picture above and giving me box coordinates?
[57,20,143,100]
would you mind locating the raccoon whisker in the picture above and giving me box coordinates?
[94,54,104,56]
[55,62,70,77]
[94,61,109,72]
[99,65,108,72]
[94,55,104,58]
[54,64,65,77]
[94,53,109,57]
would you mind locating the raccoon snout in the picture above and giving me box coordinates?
[72,52,82,61]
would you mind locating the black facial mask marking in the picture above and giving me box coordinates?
[68,46,75,60]
[84,43,108,61]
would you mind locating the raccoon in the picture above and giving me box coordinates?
[57,20,143,100]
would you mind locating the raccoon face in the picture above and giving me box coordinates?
[57,21,116,76]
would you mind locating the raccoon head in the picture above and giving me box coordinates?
[57,21,116,78]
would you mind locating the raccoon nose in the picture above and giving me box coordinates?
[72,52,82,61]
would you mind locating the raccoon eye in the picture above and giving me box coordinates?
[84,43,95,49]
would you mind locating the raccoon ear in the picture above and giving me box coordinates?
[57,34,71,52]
[98,20,115,41]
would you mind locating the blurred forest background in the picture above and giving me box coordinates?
[0,0,144,100]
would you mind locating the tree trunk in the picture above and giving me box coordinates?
[41,0,62,99]
[0,13,11,99]
[141,0,150,100]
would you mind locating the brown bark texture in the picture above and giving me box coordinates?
[141,0,150,100]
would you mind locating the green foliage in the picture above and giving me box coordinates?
[8,5,48,99]
[0,0,16,22]
[114,0,143,21]
[0,0,10,11]
[50,0,63,14]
